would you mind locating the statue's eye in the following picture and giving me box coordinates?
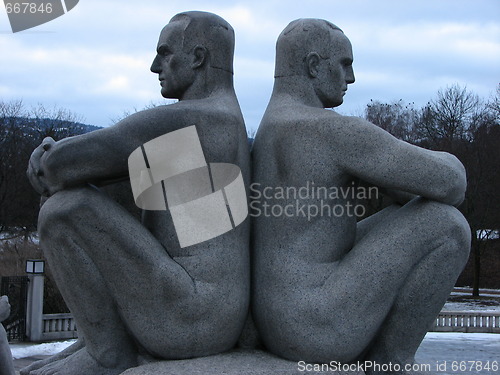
[157,45,171,57]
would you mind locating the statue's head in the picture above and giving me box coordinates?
[151,11,235,99]
[275,19,355,108]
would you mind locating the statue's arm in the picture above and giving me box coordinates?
[381,188,417,205]
[27,109,173,196]
[337,117,466,206]
[0,296,10,322]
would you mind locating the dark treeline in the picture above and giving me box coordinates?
[1,84,499,295]
[0,100,101,235]
[0,100,101,312]
[363,84,500,295]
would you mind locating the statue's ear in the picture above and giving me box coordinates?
[306,52,320,78]
[192,46,207,69]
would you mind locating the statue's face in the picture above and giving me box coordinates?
[315,31,355,108]
[150,23,196,99]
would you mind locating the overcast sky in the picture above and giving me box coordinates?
[1,0,499,132]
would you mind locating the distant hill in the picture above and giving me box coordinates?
[1,116,102,140]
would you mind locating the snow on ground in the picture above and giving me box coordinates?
[0,231,39,245]
[10,339,75,360]
[416,332,500,374]
[9,334,500,374]
[7,288,500,374]
[443,288,500,313]
[443,299,500,312]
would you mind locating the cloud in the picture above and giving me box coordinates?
[1,0,498,130]
[354,21,500,61]
[215,5,283,42]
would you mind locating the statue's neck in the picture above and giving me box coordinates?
[271,76,324,108]
[180,69,235,101]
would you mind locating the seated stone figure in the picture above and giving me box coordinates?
[0,296,15,375]
[25,11,250,375]
[251,19,470,374]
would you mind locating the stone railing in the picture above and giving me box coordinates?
[33,310,499,341]
[432,311,500,333]
[41,313,78,341]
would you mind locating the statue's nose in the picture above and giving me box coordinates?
[151,55,161,74]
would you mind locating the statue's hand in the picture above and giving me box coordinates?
[27,137,56,196]
[0,296,11,322]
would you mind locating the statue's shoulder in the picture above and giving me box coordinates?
[323,112,379,134]
[134,101,195,121]
[126,98,238,126]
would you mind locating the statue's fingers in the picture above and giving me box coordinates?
[28,143,46,175]
[41,137,56,151]
[27,158,49,195]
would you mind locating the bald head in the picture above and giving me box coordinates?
[169,11,235,74]
[275,18,345,78]
[271,18,355,108]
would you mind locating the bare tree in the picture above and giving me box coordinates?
[30,103,86,140]
[417,86,499,296]
[0,100,31,234]
[110,100,174,124]
[487,83,500,119]
[0,100,88,235]
[365,85,500,295]
[416,84,481,151]
[365,99,420,143]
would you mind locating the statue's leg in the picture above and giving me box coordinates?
[355,204,401,243]
[319,198,470,368]
[37,186,205,361]
[358,202,470,374]
[32,187,140,375]
[0,324,16,375]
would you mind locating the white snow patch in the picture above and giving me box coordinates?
[10,339,75,359]
[476,229,500,240]
[416,332,500,375]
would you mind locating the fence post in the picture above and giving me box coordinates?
[25,260,45,342]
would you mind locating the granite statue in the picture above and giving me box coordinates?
[251,19,471,374]
[0,296,15,375]
[25,11,250,375]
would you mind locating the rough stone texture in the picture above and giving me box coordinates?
[23,13,473,375]
[24,11,250,375]
[0,296,16,375]
[121,350,364,375]
[251,18,471,372]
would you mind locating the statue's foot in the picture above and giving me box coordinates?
[29,348,132,375]
[20,339,84,375]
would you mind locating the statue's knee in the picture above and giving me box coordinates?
[417,200,471,258]
[435,203,469,241]
[38,188,93,230]
[446,207,471,263]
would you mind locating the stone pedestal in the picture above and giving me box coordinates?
[121,349,364,375]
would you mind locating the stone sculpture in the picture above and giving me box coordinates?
[0,296,15,375]
[251,19,471,374]
[25,11,250,375]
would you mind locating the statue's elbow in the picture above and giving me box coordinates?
[445,164,467,207]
